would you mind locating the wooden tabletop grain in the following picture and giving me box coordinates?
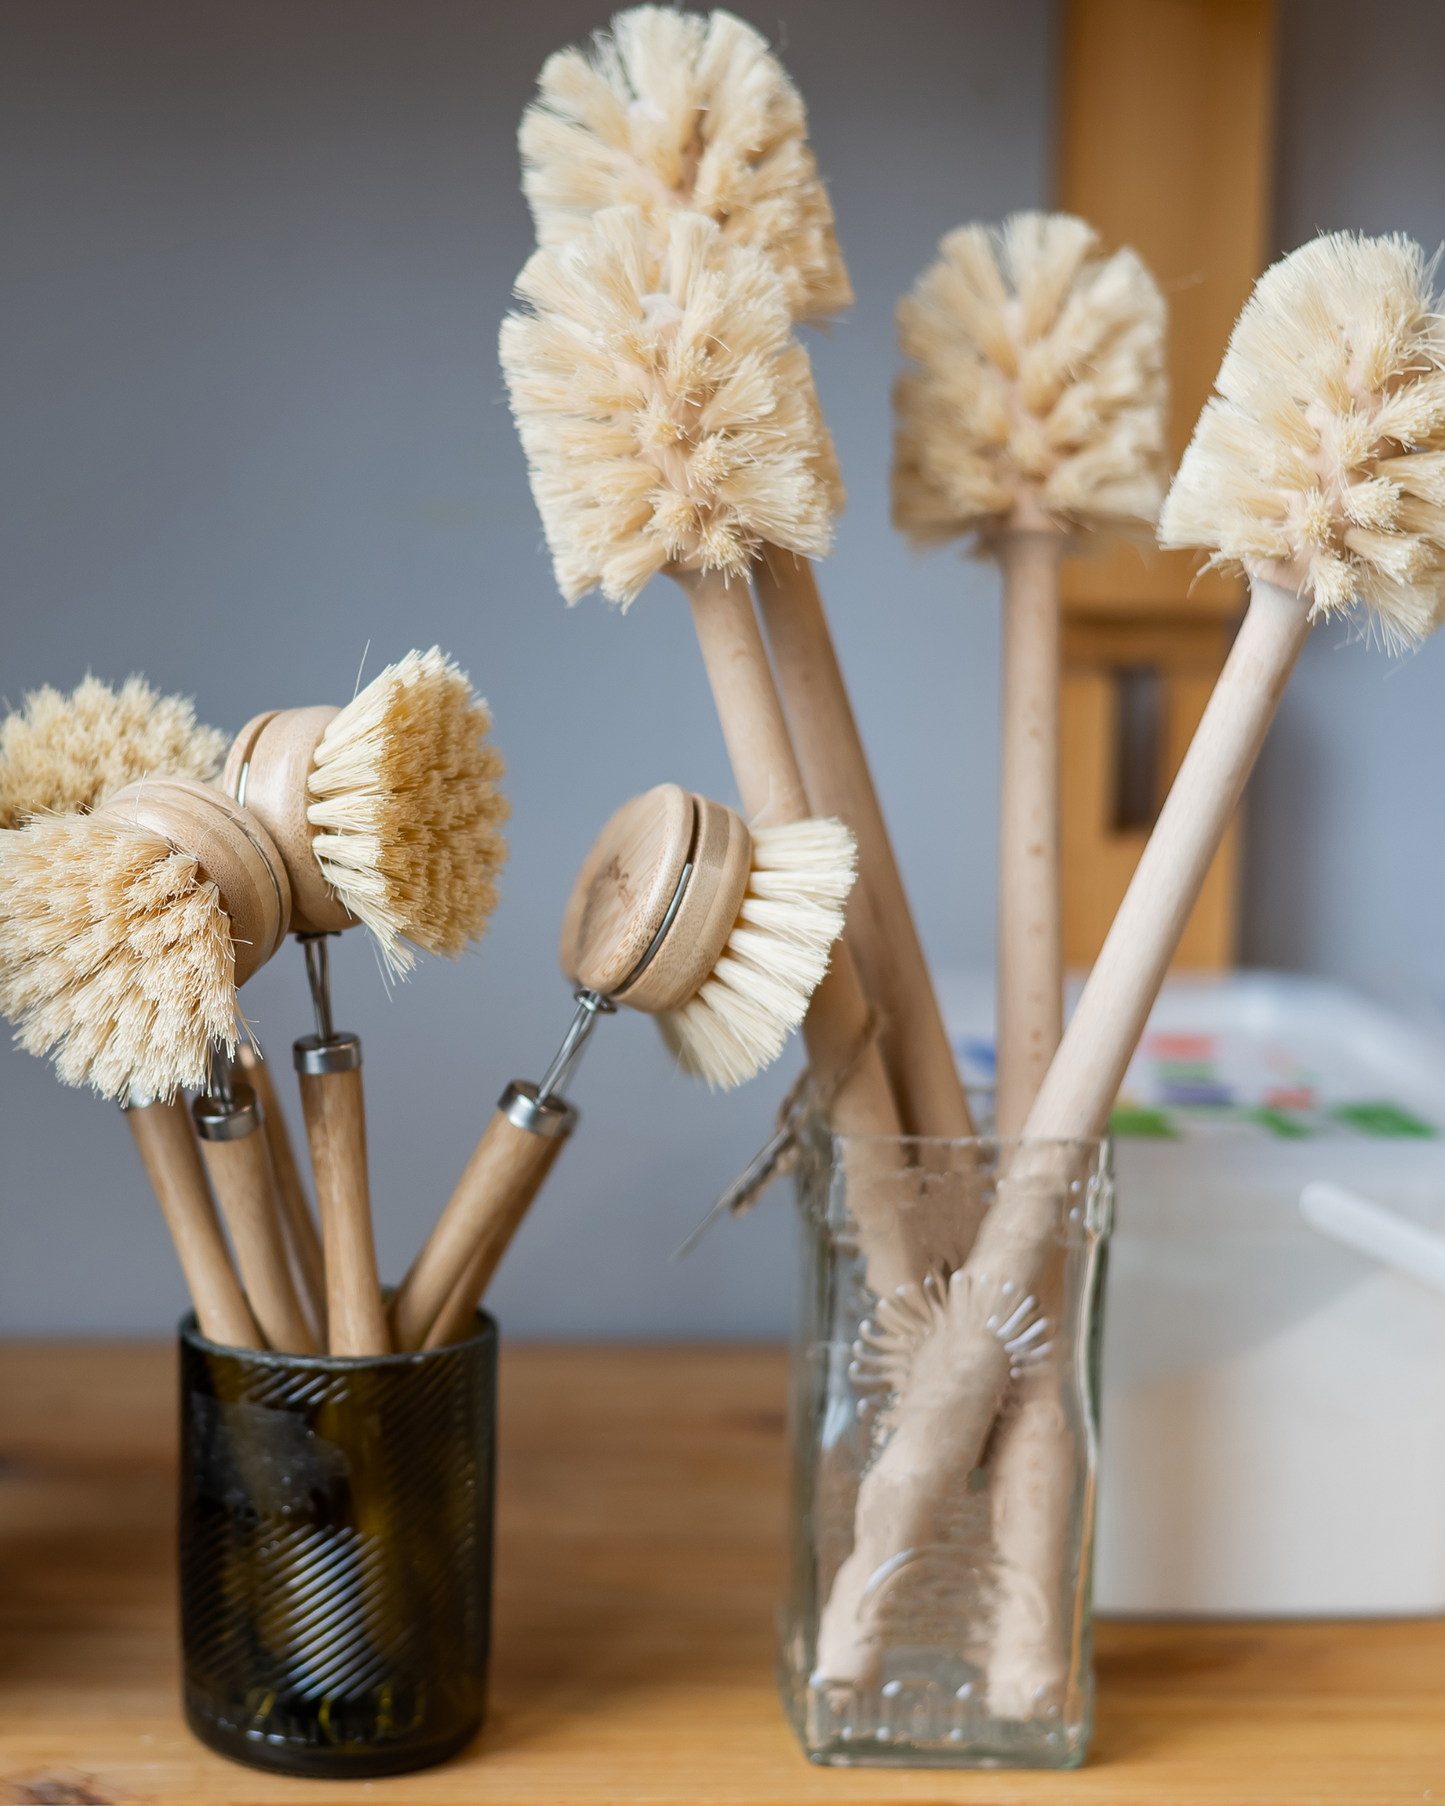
[1,1340,1442,1804]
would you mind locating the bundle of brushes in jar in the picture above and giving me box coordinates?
[518,5,972,1146]
[222,647,508,1354]
[813,230,1445,1702]
[391,780,855,1351]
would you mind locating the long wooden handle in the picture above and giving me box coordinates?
[198,1119,316,1353]
[125,1099,261,1349]
[391,1096,573,1352]
[234,1042,326,1340]
[299,1065,390,1356]
[752,549,975,1140]
[995,531,1067,1137]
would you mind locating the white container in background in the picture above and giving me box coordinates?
[938,967,1445,1616]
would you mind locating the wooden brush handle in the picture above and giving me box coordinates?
[752,549,975,1140]
[994,531,1067,1137]
[196,1105,316,1354]
[125,1098,260,1349]
[298,1061,390,1356]
[390,1085,575,1352]
[234,1042,326,1341]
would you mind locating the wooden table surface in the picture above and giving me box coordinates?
[1,1341,1442,1805]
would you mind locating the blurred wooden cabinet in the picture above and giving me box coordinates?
[1055,0,1277,968]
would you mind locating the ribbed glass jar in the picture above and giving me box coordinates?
[778,1124,1112,1768]
[178,1312,496,1778]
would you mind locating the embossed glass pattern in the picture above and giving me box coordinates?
[178,1314,495,1777]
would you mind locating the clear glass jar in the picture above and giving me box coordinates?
[777,1122,1112,1769]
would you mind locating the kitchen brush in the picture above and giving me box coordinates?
[814,230,1445,1695]
[392,780,856,1351]
[222,647,508,1355]
[519,6,970,1146]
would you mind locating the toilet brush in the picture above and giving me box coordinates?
[394,780,856,1350]
[814,230,1445,1693]
[519,7,970,1142]
[222,649,508,1355]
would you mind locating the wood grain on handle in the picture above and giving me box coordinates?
[125,1099,260,1349]
[234,1043,326,1341]
[198,1122,316,1354]
[391,1101,570,1352]
[752,549,974,1140]
[995,531,1067,1137]
[299,1065,390,1357]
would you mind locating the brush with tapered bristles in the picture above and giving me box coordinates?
[391,781,855,1350]
[519,9,973,1150]
[223,647,508,1355]
[813,231,1445,1699]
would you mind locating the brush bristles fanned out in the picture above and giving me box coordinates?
[1160,232,1445,649]
[306,648,509,975]
[658,815,855,1088]
[501,205,841,608]
[0,814,236,1101]
[520,6,852,325]
[893,212,1168,546]
[0,675,228,830]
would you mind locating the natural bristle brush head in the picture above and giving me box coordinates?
[500,204,842,608]
[559,782,856,1087]
[0,779,291,1100]
[223,648,509,973]
[520,5,852,325]
[893,211,1168,546]
[1160,231,1445,648]
[0,674,228,829]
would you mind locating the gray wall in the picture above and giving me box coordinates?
[0,2,1056,1336]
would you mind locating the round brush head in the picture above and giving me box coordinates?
[520,5,852,325]
[893,211,1167,546]
[1160,231,1445,648]
[0,674,228,830]
[501,204,841,608]
[560,782,856,1087]
[0,780,290,1101]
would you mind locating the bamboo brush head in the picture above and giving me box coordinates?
[0,779,290,1100]
[1160,231,1445,648]
[560,782,855,1086]
[520,6,852,325]
[893,211,1167,546]
[501,204,841,608]
[0,674,228,830]
[223,649,508,974]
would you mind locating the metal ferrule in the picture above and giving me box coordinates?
[294,1031,363,1076]
[193,1081,263,1142]
[500,1080,578,1141]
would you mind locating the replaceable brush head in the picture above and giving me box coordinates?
[520,6,852,325]
[893,211,1167,546]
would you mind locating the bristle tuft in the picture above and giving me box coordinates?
[1160,231,1445,649]
[658,815,855,1087]
[306,649,509,974]
[501,205,841,607]
[520,6,852,324]
[0,813,236,1101]
[0,675,228,830]
[893,211,1168,545]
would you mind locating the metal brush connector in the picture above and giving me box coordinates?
[500,1080,577,1141]
[294,1031,363,1076]
[193,1081,263,1142]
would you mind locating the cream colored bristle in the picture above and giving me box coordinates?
[520,6,852,325]
[0,675,228,830]
[501,204,841,608]
[893,211,1167,545]
[1160,231,1445,649]
[658,815,855,1088]
[306,648,509,975]
[0,812,236,1101]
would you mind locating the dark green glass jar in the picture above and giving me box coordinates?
[178,1312,495,1778]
